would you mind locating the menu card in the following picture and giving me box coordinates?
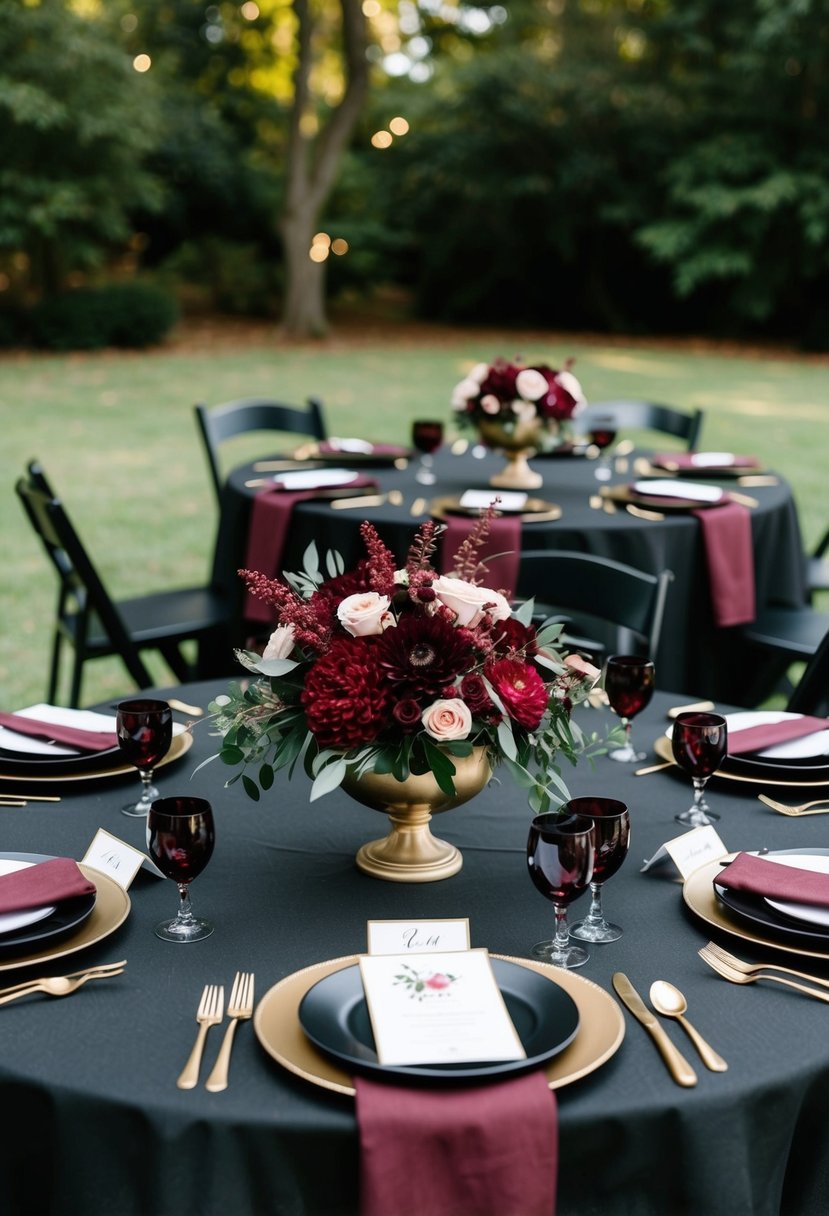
[358,949,526,1067]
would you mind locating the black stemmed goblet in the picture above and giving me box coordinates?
[411,419,444,485]
[527,810,594,969]
[671,711,728,827]
[604,655,655,763]
[589,416,617,481]
[567,797,631,943]
[147,796,215,942]
[116,698,173,817]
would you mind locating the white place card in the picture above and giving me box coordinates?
[358,949,526,1067]
[641,824,728,879]
[82,828,164,888]
[459,489,527,512]
[367,918,470,955]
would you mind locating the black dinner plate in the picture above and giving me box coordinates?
[0,741,123,777]
[298,957,580,1082]
[713,848,829,945]
[0,852,97,953]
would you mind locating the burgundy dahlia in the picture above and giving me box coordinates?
[376,613,474,699]
[492,617,537,657]
[301,637,391,748]
[484,658,548,730]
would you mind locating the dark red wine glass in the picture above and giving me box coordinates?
[146,796,215,941]
[527,810,594,969]
[567,797,630,943]
[411,419,444,485]
[604,655,655,763]
[116,698,173,817]
[671,711,728,826]
[589,416,617,481]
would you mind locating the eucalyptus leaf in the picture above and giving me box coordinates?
[310,756,348,801]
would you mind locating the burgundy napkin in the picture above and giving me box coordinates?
[243,477,377,624]
[691,501,756,627]
[652,453,759,471]
[716,852,829,909]
[439,513,522,599]
[0,857,96,915]
[0,712,117,753]
[728,715,829,755]
[355,1071,558,1216]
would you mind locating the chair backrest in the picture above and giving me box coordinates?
[194,396,328,502]
[15,462,154,688]
[785,626,829,717]
[581,400,704,451]
[515,549,674,660]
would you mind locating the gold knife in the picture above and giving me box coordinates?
[612,973,697,1087]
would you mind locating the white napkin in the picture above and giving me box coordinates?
[633,479,724,503]
[327,437,375,454]
[459,489,528,512]
[272,469,361,490]
[690,452,737,467]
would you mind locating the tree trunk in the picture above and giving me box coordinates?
[279,0,369,339]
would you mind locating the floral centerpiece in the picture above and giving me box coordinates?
[451,356,587,489]
[209,514,610,824]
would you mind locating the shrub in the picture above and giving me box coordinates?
[29,283,179,350]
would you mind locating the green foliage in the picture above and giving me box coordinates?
[29,283,179,350]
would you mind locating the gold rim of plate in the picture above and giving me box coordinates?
[683,856,829,961]
[0,864,130,972]
[0,729,194,787]
[253,952,624,1097]
[429,496,563,524]
[653,735,829,789]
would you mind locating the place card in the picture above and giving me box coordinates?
[641,824,728,879]
[367,918,470,955]
[358,949,526,1067]
[459,489,527,512]
[82,828,164,888]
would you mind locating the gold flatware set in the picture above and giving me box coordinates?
[0,793,62,807]
[0,960,126,1006]
[699,942,829,1003]
[177,972,254,1091]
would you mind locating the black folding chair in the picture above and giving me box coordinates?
[16,461,234,708]
[785,627,829,718]
[581,400,704,451]
[514,550,674,665]
[195,396,328,504]
[738,604,829,706]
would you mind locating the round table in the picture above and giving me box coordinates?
[0,683,827,1215]
[210,447,807,701]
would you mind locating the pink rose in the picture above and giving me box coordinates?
[421,698,472,741]
[432,576,512,627]
[480,394,502,415]
[425,973,451,990]
[262,624,296,660]
[337,592,391,637]
[515,367,548,401]
[564,654,602,685]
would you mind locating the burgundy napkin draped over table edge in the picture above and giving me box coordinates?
[716,852,829,910]
[727,715,829,755]
[0,712,117,753]
[691,501,756,628]
[243,477,378,624]
[439,514,522,600]
[0,857,96,916]
[355,1070,558,1216]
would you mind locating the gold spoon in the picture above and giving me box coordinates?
[649,980,728,1072]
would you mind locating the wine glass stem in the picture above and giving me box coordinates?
[553,903,571,951]
[584,882,605,927]
[175,883,196,926]
[139,768,156,807]
[692,777,708,811]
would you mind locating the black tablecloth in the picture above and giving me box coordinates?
[1,683,828,1215]
[210,448,806,703]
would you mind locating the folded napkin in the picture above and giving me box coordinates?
[0,857,96,915]
[439,513,522,599]
[728,715,829,755]
[652,452,759,471]
[320,440,409,459]
[0,711,117,753]
[355,1071,558,1216]
[243,476,378,624]
[716,852,829,910]
[692,501,756,628]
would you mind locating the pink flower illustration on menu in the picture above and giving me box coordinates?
[394,962,460,1001]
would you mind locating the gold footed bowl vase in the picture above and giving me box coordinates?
[475,416,548,490]
[341,747,492,883]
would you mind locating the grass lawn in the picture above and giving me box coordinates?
[3,314,828,711]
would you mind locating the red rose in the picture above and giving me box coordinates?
[460,673,501,723]
[491,617,537,657]
[301,637,391,748]
[484,658,548,730]
[392,698,423,733]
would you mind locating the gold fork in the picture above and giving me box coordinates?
[698,946,829,1003]
[700,941,829,992]
[757,794,829,817]
[177,984,224,1089]
[205,971,255,1092]
[0,961,126,1007]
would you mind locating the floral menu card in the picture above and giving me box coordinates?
[358,949,526,1067]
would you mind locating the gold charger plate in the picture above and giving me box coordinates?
[683,856,829,961]
[430,496,563,525]
[0,729,193,787]
[253,952,624,1096]
[0,864,130,972]
[653,735,829,789]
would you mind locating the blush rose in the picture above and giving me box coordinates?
[337,592,391,637]
[421,698,472,741]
